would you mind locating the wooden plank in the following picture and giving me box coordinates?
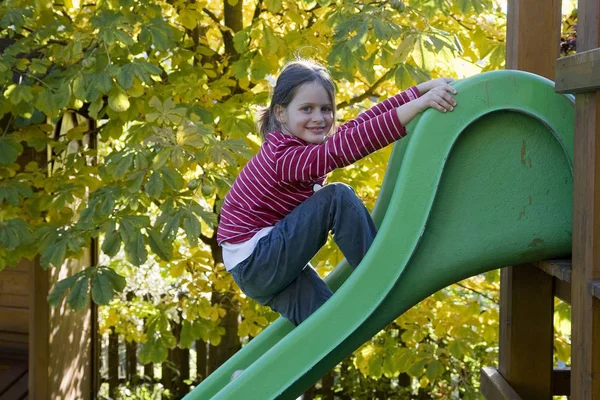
[535,259,571,282]
[0,363,27,395]
[589,281,600,299]
[107,333,118,398]
[505,0,562,80]
[0,308,29,334]
[499,264,553,399]
[0,372,28,400]
[0,271,29,297]
[0,332,28,352]
[556,48,600,93]
[0,293,28,309]
[480,367,523,400]
[125,341,136,380]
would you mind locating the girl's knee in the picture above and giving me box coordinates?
[324,182,356,198]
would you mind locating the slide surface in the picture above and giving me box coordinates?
[185,70,574,399]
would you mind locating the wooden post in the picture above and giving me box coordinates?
[498,0,563,398]
[107,332,119,398]
[569,1,600,397]
[499,264,554,398]
[506,0,561,80]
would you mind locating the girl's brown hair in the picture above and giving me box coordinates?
[257,59,336,139]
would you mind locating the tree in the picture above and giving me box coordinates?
[0,0,536,397]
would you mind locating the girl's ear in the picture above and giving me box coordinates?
[275,105,286,124]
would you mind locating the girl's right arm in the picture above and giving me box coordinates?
[337,87,420,131]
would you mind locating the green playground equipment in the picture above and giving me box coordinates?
[185,70,574,399]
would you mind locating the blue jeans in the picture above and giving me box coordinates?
[229,183,377,326]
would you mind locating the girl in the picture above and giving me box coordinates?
[217,59,456,326]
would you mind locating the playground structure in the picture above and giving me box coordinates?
[0,1,598,400]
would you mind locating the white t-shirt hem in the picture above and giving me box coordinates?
[221,227,274,271]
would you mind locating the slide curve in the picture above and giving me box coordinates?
[185,70,574,399]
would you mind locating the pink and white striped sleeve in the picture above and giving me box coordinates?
[274,108,407,183]
[338,86,421,132]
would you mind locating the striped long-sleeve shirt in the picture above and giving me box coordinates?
[217,87,421,245]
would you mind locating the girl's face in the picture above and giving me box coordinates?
[277,82,334,144]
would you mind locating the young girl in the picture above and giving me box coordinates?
[217,59,456,326]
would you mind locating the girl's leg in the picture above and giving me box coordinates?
[230,183,376,325]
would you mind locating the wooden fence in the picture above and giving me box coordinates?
[98,329,336,399]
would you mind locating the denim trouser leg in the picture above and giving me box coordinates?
[229,183,377,326]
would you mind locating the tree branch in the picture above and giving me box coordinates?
[252,0,264,21]
[202,7,221,26]
[337,67,396,109]
[454,282,498,305]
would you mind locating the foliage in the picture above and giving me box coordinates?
[0,0,571,398]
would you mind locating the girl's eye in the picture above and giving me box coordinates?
[322,107,332,113]
[302,106,312,112]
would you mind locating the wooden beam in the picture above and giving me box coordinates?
[480,367,523,400]
[29,258,49,400]
[535,259,571,283]
[505,0,562,80]
[535,259,572,303]
[556,48,600,93]
[552,367,571,396]
[499,264,553,399]
[569,1,600,397]
[555,278,571,304]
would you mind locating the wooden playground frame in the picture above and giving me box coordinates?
[480,0,600,398]
[0,0,599,399]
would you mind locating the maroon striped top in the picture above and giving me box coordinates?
[217,87,420,245]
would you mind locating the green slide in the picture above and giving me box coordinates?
[185,70,574,399]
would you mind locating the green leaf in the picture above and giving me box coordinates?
[35,89,59,116]
[124,230,147,266]
[117,64,135,89]
[425,359,445,380]
[407,358,427,378]
[115,29,135,46]
[41,240,67,269]
[91,269,114,305]
[179,321,195,349]
[183,214,200,247]
[0,218,31,249]
[145,170,163,198]
[48,272,82,307]
[160,166,184,191]
[0,138,22,164]
[265,0,282,12]
[95,72,114,94]
[113,153,133,178]
[139,338,168,364]
[161,212,181,242]
[147,228,172,261]
[102,267,126,292]
[67,275,90,310]
[145,18,174,52]
[9,85,34,105]
[102,226,121,257]
[125,170,146,193]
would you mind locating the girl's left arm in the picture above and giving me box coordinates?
[336,86,420,132]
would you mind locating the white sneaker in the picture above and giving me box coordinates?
[230,369,244,381]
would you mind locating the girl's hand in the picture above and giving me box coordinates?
[416,78,455,95]
[415,84,457,113]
